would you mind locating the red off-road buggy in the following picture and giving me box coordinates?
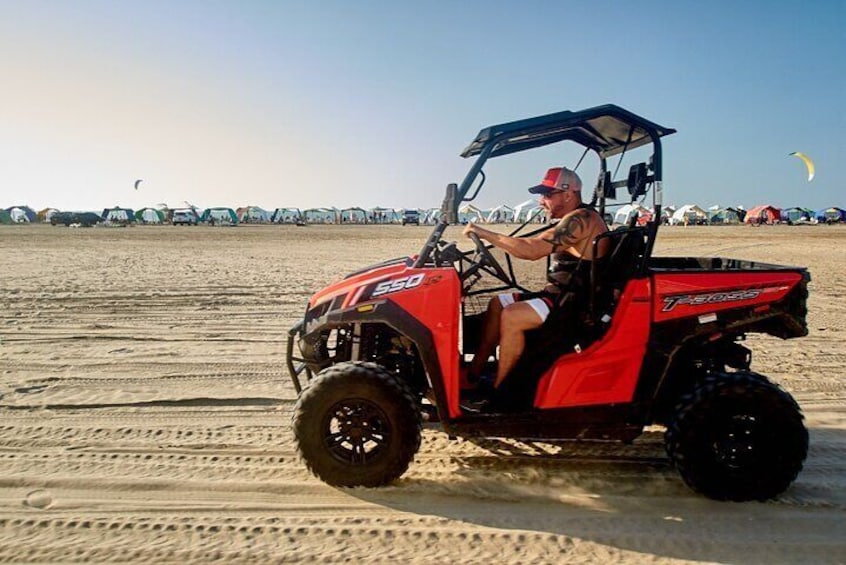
[287,104,810,501]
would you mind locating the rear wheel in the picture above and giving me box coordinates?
[665,371,808,501]
[292,361,422,487]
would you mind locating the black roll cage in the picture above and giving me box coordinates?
[413,104,676,271]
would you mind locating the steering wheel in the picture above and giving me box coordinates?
[467,232,510,282]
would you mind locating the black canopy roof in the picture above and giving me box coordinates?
[461,104,675,159]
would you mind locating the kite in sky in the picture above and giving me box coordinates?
[789,152,815,182]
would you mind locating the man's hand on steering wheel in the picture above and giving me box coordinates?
[463,222,510,282]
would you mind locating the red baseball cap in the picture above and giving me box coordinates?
[528,167,582,194]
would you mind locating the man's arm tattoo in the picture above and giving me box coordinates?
[543,209,589,249]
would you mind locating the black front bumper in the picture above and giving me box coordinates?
[286,320,313,394]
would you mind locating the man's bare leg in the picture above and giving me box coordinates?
[495,303,544,387]
[468,297,503,380]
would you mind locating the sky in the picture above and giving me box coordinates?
[1,0,843,213]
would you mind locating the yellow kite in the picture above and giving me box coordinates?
[789,152,815,182]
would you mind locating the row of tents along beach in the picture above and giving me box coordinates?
[2,204,546,226]
[611,204,846,226]
[2,203,845,227]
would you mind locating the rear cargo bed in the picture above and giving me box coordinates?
[649,257,807,272]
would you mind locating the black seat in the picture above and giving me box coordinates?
[489,225,648,411]
[482,223,649,412]
[589,225,648,320]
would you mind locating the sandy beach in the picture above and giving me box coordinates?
[1,223,844,563]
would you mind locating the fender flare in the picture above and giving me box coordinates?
[298,300,448,412]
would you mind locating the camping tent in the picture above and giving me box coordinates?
[201,207,238,224]
[102,207,135,223]
[271,208,303,224]
[37,208,60,222]
[368,207,398,224]
[135,208,165,224]
[5,206,37,223]
[613,204,636,225]
[236,206,271,223]
[815,207,845,224]
[614,204,651,226]
[302,208,338,224]
[50,211,103,227]
[638,208,654,225]
[781,207,815,224]
[709,207,744,225]
[485,205,514,224]
[458,204,484,224]
[0,210,12,224]
[340,207,367,223]
[513,199,546,223]
[671,204,708,225]
[744,205,781,225]
[421,208,440,224]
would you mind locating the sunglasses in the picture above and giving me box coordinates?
[540,190,567,199]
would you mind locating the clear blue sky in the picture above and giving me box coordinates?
[1,1,843,212]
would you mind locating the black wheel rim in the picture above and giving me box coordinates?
[322,398,391,465]
[711,414,761,472]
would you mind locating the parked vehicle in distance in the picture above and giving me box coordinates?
[402,210,420,225]
[172,209,198,226]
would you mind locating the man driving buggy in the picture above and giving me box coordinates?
[463,166,610,397]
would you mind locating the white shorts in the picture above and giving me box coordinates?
[498,292,552,322]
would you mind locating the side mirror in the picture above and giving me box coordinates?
[442,183,458,224]
[627,163,648,198]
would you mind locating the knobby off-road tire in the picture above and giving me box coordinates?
[665,371,808,501]
[292,361,422,487]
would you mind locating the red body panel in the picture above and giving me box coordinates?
[305,259,804,416]
[653,271,802,322]
[531,270,802,409]
[309,260,463,418]
[309,261,410,309]
[384,269,462,418]
[534,279,652,409]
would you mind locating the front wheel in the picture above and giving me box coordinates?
[292,361,422,487]
[665,371,808,501]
